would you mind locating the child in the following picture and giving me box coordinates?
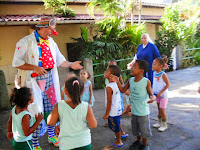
[7,87,43,150]
[111,60,154,150]
[103,65,124,148]
[47,77,97,150]
[121,90,132,117]
[61,72,77,100]
[55,72,77,136]
[105,61,128,138]
[104,61,125,125]
[80,69,95,106]
[152,57,170,132]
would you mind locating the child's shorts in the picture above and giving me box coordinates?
[12,138,33,150]
[156,97,168,109]
[131,114,152,138]
[108,116,121,132]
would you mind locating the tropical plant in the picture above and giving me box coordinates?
[156,0,200,68]
[54,6,76,17]
[87,0,137,28]
[42,0,76,17]
[71,17,145,88]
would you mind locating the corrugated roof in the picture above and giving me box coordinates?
[0,14,162,25]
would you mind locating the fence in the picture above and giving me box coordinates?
[84,46,200,88]
[182,47,200,60]
[182,47,200,68]
[93,57,134,78]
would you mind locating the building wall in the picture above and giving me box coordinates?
[0,4,103,15]
[146,23,157,42]
[0,2,164,93]
[0,4,164,16]
[0,23,91,94]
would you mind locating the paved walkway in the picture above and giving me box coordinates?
[0,66,200,150]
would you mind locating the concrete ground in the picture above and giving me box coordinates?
[0,66,200,150]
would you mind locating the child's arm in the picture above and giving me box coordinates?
[121,105,131,116]
[61,89,64,100]
[146,80,154,103]
[103,87,113,120]
[22,112,43,137]
[198,81,200,93]
[47,104,59,126]
[86,105,97,128]
[110,74,130,93]
[7,112,13,140]
[89,83,93,104]
[157,73,170,98]
[119,75,124,86]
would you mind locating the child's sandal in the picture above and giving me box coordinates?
[48,135,59,147]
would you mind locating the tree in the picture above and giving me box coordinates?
[87,0,138,28]
[155,0,200,66]
[42,0,75,17]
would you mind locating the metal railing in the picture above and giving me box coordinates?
[182,47,200,60]
[93,57,133,78]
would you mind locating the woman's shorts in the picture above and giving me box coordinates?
[131,114,152,138]
[108,116,121,132]
[156,97,168,109]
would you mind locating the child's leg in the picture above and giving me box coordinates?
[142,138,147,146]
[108,116,123,146]
[129,115,142,149]
[114,131,123,145]
[157,103,162,118]
[153,98,162,128]
[158,98,168,131]
[137,136,142,143]
[138,115,152,146]
[120,124,125,135]
[160,108,167,119]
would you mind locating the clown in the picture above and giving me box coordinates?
[12,17,83,150]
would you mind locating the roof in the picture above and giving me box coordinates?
[0,14,162,25]
[0,0,168,8]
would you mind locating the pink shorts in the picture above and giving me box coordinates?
[156,97,168,109]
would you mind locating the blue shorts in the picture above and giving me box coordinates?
[108,116,121,132]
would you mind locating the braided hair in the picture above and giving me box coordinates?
[10,87,32,108]
[64,77,84,105]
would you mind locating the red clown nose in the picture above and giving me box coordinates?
[52,30,58,36]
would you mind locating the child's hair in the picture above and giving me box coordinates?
[80,69,91,79]
[155,57,167,68]
[108,60,117,65]
[64,77,84,105]
[136,59,149,75]
[10,87,32,108]
[108,65,121,77]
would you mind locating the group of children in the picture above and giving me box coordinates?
[7,57,170,150]
[103,58,169,150]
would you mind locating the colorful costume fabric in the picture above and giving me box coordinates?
[81,80,95,106]
[12,30,66,138]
